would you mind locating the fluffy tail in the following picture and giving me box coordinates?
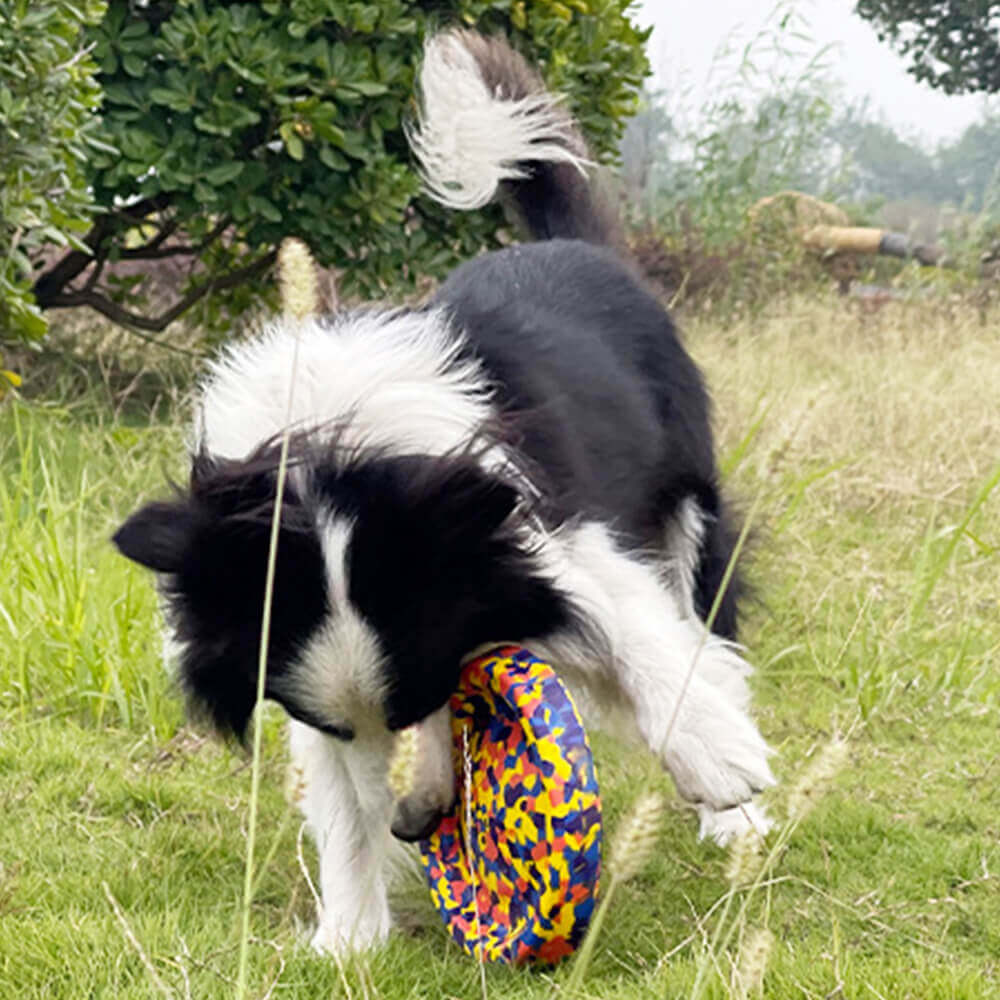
[409,30,620,245]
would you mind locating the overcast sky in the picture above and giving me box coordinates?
[635,0,996,145]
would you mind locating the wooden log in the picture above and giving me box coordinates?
[802,225,944,266]
[802,225,883,254]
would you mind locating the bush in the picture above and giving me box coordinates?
[0,0,107,342]
[30,0,649,338]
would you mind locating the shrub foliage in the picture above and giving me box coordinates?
[26,0,648,338]
[0,0,107,341]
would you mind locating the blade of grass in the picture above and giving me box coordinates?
[908,463,1000,626]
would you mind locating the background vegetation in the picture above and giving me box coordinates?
[2,2,999,998]
[0,0,107,341]
[4,0,648,342]
[855,0,1000,94]
[619,2,1000,312]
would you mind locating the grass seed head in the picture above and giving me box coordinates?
[787,737,849,823]
[284,763,307,806]
[734,926,775,997]
[725,826,766,886]
[388,726,420,799]
[278,237,320,322]
[609,791,666,883]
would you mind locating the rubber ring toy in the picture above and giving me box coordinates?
[419,645,602,965]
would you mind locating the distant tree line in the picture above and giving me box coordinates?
[829,103,1000,208]
[622,87,1000,232]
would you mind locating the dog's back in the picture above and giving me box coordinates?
[412,32,742,637]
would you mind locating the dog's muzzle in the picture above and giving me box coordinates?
[388,704,456,842]
[390,797,450,843]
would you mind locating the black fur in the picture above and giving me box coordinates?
[310,453,572,729]
[113,450,330,739]
[434,239,742,637]
[114,443,572,738]
[114,239,743,736]
[113,31,743,744]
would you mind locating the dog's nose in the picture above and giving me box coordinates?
[389,798,449,843]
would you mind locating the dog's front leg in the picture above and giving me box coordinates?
[287,720,395,954]
[533,523,775,814]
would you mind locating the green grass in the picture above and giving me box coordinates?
[2,293,999,998]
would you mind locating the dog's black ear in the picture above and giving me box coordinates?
[112,501,199,573]
[394,457,521,551]
[425,463,520,542]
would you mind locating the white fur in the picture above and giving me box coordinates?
[275,516,387,729]
[197,310,492,461]
[410,32,590,210]
[289,707,452,953]
[288,719,400,952]
[663,496,708,619]
[697,801,774,847]
[529,521,774,812]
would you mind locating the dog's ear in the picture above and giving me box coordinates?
[395,457,521,551]
[427,464,519,543]
[113,501,199,573]
[113,458,328,743]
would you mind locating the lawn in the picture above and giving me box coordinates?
[2,293,998,998]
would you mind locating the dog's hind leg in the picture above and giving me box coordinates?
[659,497,754,705]
[288,720,396,954]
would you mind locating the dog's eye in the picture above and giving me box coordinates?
[320,723,355,741]
[283,702,355,741]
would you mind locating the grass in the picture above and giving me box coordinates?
[2,292,999,998]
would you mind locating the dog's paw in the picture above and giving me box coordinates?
[661,698,775,811]
[697,800,773,847]
[309,905,391,956]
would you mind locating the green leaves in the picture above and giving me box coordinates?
[22,0,649,336]
[0,0,107,342]
[856,0,1000,95]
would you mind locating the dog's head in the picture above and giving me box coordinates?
[113,441,568,838]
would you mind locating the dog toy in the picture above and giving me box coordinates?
[418,645,602,965]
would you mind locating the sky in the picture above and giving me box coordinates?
[634,0,996,146]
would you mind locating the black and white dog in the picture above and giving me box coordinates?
[114,30,774,953]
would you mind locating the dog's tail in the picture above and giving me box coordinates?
[409,30,620,246]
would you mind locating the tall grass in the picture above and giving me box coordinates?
[0,399,182,736]
[2,292,999,998]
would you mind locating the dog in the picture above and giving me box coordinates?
[113,30,774,954]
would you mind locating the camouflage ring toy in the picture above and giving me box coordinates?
[418,645,602,965]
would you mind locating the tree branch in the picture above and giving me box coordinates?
[131,216,181,256]
[117,216,231,261]
[44,250,277,332]
[32,194,171,306]
[81,253,106,294]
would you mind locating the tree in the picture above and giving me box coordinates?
[827,102,960,204]
[620,92,679,213]
[855,1,1000,94]
[938,113,1000,207]
[26,0,649,339]
[0,0,107,341]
